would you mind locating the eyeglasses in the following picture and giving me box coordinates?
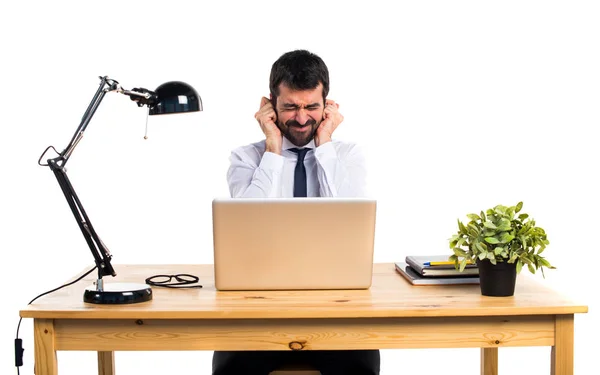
[145,274,203,289]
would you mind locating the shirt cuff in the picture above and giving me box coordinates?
[259,151,285,171]
[314,141,336,161]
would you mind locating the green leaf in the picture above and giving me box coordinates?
[458,219,467,234]
[467,213,480,221]
[521,222,533,236]
[483,221,497,229]
[518,213,529,220]
[528,263,535,273]
[478,252,487,260]
[453,248,467,257]
[506,207,515,219]
[520,255,532,265]
[497,218,512,231]
[480,211,486,222]
[459,258,468,272]
[468,222,478,229]
[494,247,504,255]
[475,242,486,254]
[484,237,500,244]
[516,201,523,213]
[516,260,523,273]
[498,233,515,244]
[495,205,507,216]
[539,258,552,268]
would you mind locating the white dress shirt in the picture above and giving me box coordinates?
[227,136,367,198]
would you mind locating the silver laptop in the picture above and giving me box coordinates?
[212,197,376,291]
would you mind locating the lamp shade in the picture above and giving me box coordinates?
[149,81,202,115]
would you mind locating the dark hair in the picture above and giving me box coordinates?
[269,50,329,105]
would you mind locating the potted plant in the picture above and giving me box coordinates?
[448,201,554,296]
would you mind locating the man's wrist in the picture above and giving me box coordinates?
[315,135,332,147]
[265,137,282,154]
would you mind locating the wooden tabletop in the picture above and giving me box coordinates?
[20,263,587,320]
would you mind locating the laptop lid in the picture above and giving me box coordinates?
[212,197,376,291]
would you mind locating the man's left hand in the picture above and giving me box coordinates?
[315,99,343,147]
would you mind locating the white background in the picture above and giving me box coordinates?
[2,1,598,374]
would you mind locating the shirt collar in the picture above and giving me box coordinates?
[282,136,315,151]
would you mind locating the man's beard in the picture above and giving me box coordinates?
[278,118,319,147]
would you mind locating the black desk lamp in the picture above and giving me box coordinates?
[38,76,202,304]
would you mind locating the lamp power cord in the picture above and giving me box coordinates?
[15,266,201,374]
[15,265,97,375]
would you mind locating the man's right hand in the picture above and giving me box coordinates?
[255,96,282,154]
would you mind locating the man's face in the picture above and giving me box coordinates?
[273,83,324,147]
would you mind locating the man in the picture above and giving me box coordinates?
[226,49,367,199]
[215,50,379,375]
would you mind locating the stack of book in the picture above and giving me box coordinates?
[395,255,480,285]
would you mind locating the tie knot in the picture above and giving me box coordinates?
[290,148,310,162]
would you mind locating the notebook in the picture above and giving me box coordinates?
[405,254,479,277]
[212,197,377,291]
[395,262,480,285]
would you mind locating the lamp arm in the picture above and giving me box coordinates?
[38,76,159,284]
[39,76,124,282]
[60,76,120,166]
[47,159,116,279]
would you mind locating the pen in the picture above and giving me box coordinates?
[424,261,471,266]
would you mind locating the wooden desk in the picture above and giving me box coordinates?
[20,263,587,375]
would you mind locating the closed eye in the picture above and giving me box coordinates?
[280,103,322,111]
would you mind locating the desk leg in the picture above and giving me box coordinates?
[551,314,574,375]
[98,352,115,375]
[34,319,58,375]
[480,348,498,375]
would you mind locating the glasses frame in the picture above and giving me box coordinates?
[145,274,202,289]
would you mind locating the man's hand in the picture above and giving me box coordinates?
[255,97,282,154]
[315,99,343,147]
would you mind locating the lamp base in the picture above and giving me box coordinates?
[83,282,152,304]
